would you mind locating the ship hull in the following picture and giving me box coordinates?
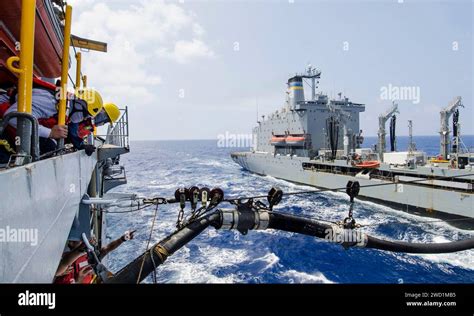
[231,152,474,229]
[0,151,96,283]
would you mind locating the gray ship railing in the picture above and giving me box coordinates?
[302,162,474,192]
[98,107,130,149]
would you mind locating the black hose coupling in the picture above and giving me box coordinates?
[219,203,269,235]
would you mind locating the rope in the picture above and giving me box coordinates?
[149,247,157,284]
[136,204,159,284]
[99,203,153,214]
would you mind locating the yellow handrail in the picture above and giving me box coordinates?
[75,51,82,90]
[58,5,72,126]
[5,0,36,114]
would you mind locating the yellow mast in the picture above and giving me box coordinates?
[6,0,36,114]
[75,52,82,90]
[5,0,37,163]
[58,5,73,126]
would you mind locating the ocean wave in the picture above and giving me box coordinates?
[106,140,474,283]
[280,269,334,284]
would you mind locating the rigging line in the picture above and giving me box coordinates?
[136,204,159,284]
[98,203,154,213]
[68,73,76,89]
[223,173,474,202]
[69,33,84,82]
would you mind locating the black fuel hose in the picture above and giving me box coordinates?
[267,212,332,238]
[107,212,221,284]
[267,212,474,254]
[365,235,474,254]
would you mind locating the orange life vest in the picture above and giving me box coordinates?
[0,101,16,147]
[0,101,10,117]
[73,253,94,284]
[54,266,75,284]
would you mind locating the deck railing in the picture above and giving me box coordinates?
[102,107,130,149]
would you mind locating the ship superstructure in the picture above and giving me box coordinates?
[232,66,474,228]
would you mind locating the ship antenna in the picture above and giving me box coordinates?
[256,97,259,124]
[408,120,416,154]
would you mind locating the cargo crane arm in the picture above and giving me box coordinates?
[377,102,399,160]
[440,96,463,159]
[379,102,399,123]
[105,183,474,284]
[337,109,355,157]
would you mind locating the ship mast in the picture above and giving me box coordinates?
[299,64,321,101]
[408,120,416,154]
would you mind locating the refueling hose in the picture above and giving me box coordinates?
[365,235,474,254]
[107,212,220,284]
[106,208,474,283]
[267,212,331,239]
[269,212,474,254]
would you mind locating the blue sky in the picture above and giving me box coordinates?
[69,0,473,140]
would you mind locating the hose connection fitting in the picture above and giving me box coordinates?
[219,204,269,235]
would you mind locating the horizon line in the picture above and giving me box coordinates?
[129,134,474,142]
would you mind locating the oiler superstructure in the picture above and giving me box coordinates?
[232,66,474,228]
[0,0,130,282]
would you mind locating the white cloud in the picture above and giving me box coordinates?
[156,39,215,64]
[192,23,205,37]
[69,0,214,106]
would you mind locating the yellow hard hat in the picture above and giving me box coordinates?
[75,88,103,117]
[103,103,121,123]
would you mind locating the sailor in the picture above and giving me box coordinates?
[0,87,18,119]
[63,88,104,155]
[53,241,89,284]
[0,88,15,163]
[54,230,135,284]
[0,88,9,105]
[4,84,103,155]
[68,102,121,151]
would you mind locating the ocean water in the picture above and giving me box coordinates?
[106,136,474,283]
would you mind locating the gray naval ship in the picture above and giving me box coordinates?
[231,66,474,228]
[0,0,131,283]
